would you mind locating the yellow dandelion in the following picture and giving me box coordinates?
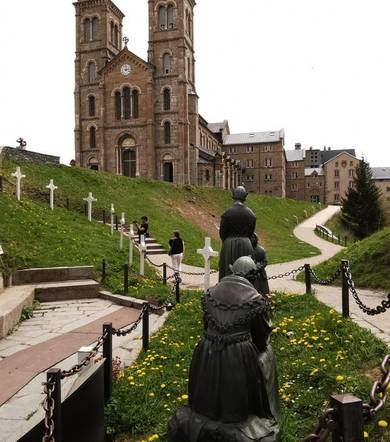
[378,420,388,428]
[336,375,345,382]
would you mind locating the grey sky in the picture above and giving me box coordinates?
[0,0,389,167]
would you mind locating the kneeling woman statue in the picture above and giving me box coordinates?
[168,256,281,442]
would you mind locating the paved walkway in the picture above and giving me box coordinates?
[148,205,390,346]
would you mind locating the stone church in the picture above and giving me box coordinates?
[74,0,241,187]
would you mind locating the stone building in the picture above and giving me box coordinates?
[372,167,390,220]
[73,0,239,187]
[285,144,305,200]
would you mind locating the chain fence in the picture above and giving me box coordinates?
[344,263,390,316]
[42,380,56,442]
[310,267,341,286]
[267,265,305,280]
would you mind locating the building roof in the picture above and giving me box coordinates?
[223,129,284,145]
[305,168,324,176]
[208,122,225,133]
[321,149,356,164]
[285,149,305,162]
[372,167,390,180]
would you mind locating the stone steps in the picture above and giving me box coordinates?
[132,236,166,255]
[34,280,100,302]
[13,266,94,285]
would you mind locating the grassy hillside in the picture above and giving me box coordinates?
[311,227,390,291]
[0,194,169,301]
[1,158,321,267]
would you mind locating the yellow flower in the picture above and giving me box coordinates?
[378,420,388,428]
[128,376,134,381]
[310,368,319,376]
[160,384,166,388]
[336,375,345,382]
[148,435,159,441]
[363,431,368,438]
[181,394,189,400]
[149,392,155,397]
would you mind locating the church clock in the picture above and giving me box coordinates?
[121,64,131,76]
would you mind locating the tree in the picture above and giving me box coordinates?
[341,158,384,239]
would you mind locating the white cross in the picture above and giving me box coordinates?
[11,167,26,201]
[83,192,97,222]
[129,225,134,266]
[197,237,219,290]
[0,245,4,256]
[139,234,147,276]
[110,204,115,235]
[46,179,58,210]
[120,212,126,250]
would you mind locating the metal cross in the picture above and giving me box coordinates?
[11,166,26,201]
[46,179,58,210]
[123,36,129,47]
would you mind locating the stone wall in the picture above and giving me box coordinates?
[0,146,60,167]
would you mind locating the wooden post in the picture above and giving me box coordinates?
[341,259,350,318]
[163,263,167,285]
[123,264,129,294]
[304,264,312,294]
[103,323,113,405]
[142,303,149,352]
[47,368,62,442]
[330,394,364,442]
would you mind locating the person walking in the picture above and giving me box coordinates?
[134,216,149,242]
[169,231,184,274]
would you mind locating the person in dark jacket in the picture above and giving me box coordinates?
[134,216,149,242]
[169,231,184,273]
[218,186,256,280]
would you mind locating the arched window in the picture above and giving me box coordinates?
[123,87,131,119]
[88,157,99,171]
[163,53,172,74]
[91,17,98,40]
[88,62,96,82]
[164,121,171,145]
[115,91,121,120]
[110,21,114,43]
[132,89,139,118]
[159,6,166,30]
[167,4,174,29]
[88,95,95,117]
[163,88,171,111]
[89,126,96,149]
[122,149,136,177]
[114,24,119,48]
[84,18,91,42]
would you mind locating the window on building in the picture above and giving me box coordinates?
[123,87,131,119]
[205,169,210,181]
[291,184,298,191]
[334,193,340,202]
[114,24,119,48]
[334,181,340,190]
[91,17,98,40]
[230,146,236,153]
[246,145,254,153]
[89,126,96,149]
[115,91,121,120]
[335,162,339,167]
[84,18,91,42]
[88,62,96,82]
[349,169,354,177]
[334,169,340,177]
[350,161,354,166]
[264,158,272,167]
[164,121,171,144]
[110,21,114,43]
[163,53,172,74]
[246,175,255,181]
[132,89,139,118]
[264,145,272,152]
[159,6,166,30]
[265,174,272,181]
[122,149,136,178]
[246,159,254,168]
[307,183,310,188]
[163,88,171,111]
[349,181,354,188]
[88,95,95,117]
[387,187,390,192]
[167,4,174,29]
[291,172,298,179]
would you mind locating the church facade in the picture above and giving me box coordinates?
[74,0,241,188]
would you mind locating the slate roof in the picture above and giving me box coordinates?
[372,167,390,180]
[305,167,324,176]
[208,122,225,134]
[224,129,284,145]
[285,149,305,162]
[321,149,356,164]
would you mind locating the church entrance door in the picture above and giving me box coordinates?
[123,149,136,177]
[163,162,173,182]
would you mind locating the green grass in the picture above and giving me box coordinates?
[1,158,321,268]
[310,227,390,291]
[106,291,390,442]
[0,194,169,301]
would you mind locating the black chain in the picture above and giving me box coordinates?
[112,305,147,336]
[42,381,56,441]
[146,253,219,276]
[145,254,165,268]
[267,265,305,280]
[344,264,390,316]
[302,408,336,441]
[310,267,341,285]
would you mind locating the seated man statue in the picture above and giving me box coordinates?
[168,256,281,442]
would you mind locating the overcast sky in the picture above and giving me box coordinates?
[1,0,389,167]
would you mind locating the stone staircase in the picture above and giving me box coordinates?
[132,236,166,255]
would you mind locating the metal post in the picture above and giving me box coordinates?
[163,263,167,285]
[102,259,106,281]
[330,394,364,442]
[47,368,62,442]
[142,303,149,352]
[66,198,70,210]
[341,259,350,318]
[0,176,3,192]
[175,275,180,303]
[103,323,113,404]
[304,264,312,294]
[103,210,106,225]
[123,264,129,294]
[115,215,119,231]
[84,202,87,217]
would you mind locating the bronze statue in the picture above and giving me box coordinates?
[251,233,270,296]
[218,186,256,280]
[168,257,281,442]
